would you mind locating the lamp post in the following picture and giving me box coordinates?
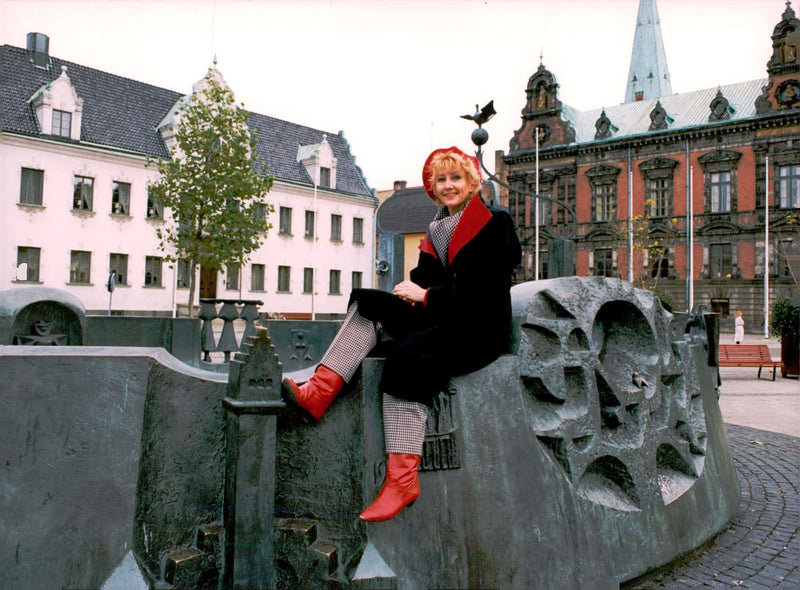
[764,156,770,339]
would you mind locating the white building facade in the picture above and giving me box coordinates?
[1,34,378,318]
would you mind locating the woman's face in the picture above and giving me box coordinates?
[433,165,477,214]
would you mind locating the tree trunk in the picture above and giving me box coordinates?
[187,259,197,317]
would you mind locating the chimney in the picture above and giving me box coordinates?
[393,180,407,190]
[26,32,50,69]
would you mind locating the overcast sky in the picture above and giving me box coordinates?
[0,0,780,191]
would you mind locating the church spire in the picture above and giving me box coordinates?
[624,0,673,103]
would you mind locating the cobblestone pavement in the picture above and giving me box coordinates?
[623,424,799,589]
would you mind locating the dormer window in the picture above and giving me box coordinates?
[52,109,71,137]
[297,134,337,190]
[28,66,83,141]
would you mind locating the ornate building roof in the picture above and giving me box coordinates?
[0,40,375,201]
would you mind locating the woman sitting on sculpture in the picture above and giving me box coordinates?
[282,146,521,522]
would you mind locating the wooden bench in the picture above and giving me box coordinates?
[718,344,783,381]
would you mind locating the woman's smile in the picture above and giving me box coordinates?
[434,168,476,214]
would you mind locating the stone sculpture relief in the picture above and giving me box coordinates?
[513,277,706,511]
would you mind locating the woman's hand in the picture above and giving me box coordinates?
[392,280,427,305]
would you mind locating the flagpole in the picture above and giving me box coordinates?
[535,127,540,281]
[627,147,633,283]
[688,165,694,312]
[764,156,770,339]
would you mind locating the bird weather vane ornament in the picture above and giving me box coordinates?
[459,100,578,238]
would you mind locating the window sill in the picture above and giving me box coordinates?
[12,279,43,285]
[145,216,165,222]
[71,209,96,217]
[110,212,132,219]
[17,202,45,209]
[143,285,165,289]
[66,282,93,286]
[328,292,343,296]
[276,290,292,294]
[278,232,294,238]
[330,239,343,244]
[352,241,365,246]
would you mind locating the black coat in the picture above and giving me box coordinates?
[351,197,521,404]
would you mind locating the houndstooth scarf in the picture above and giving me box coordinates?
[427,200,468,267]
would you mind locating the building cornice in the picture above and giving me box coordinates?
[503,110,800,165]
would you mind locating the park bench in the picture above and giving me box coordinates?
[717,344,783,381]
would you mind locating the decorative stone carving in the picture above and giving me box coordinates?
[648,100,671,131]
[594,109,616,139]
[708,89,732,121]
[513,277,707,510]
[420,385,460,472]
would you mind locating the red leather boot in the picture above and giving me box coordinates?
[360,453,421,522]
[281,365,345,421]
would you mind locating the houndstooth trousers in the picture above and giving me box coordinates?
[320,303,429,456]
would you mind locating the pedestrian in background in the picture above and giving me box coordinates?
[734,311,745,344]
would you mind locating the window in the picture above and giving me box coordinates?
[16,246,40,282]
[146,189,163,220]
[709,243,733,279]
[592,183,616,221]
[253,202,268,224]
[72,176,93,211]
[778,240,794,279]
[353,217,364,244]
[279,206,292,235]
[646,178,671,217]
[20,168,44,205]
[640,158,678,219]
[52,109,71,137]
[711,298,730,318]
[699,149,740,213]
[535,194,551,226]
[352,271,362,289]
[109,253,128,285]
[226,265,240,291]
[278,266,291,292]
[145,256,163,287]
[650,248,669,279]
[320,167,331,188]
[594,248,614,277]
[329,269,341,294]
[586,165,620,222]
[556,175,576,225]
[111,182,131,215]
[303,268,314,294]
[69,250,91,284]
[538,251,549,280]
[177,259,191,288]
[305,210,315,238]
[779,165,800,209]
[331,214,342,241]
[709,172,731,213]
[251,264,265,291]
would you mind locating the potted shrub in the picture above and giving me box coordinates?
[770,296,799,378]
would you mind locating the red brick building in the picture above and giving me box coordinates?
[496,0,799,329]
